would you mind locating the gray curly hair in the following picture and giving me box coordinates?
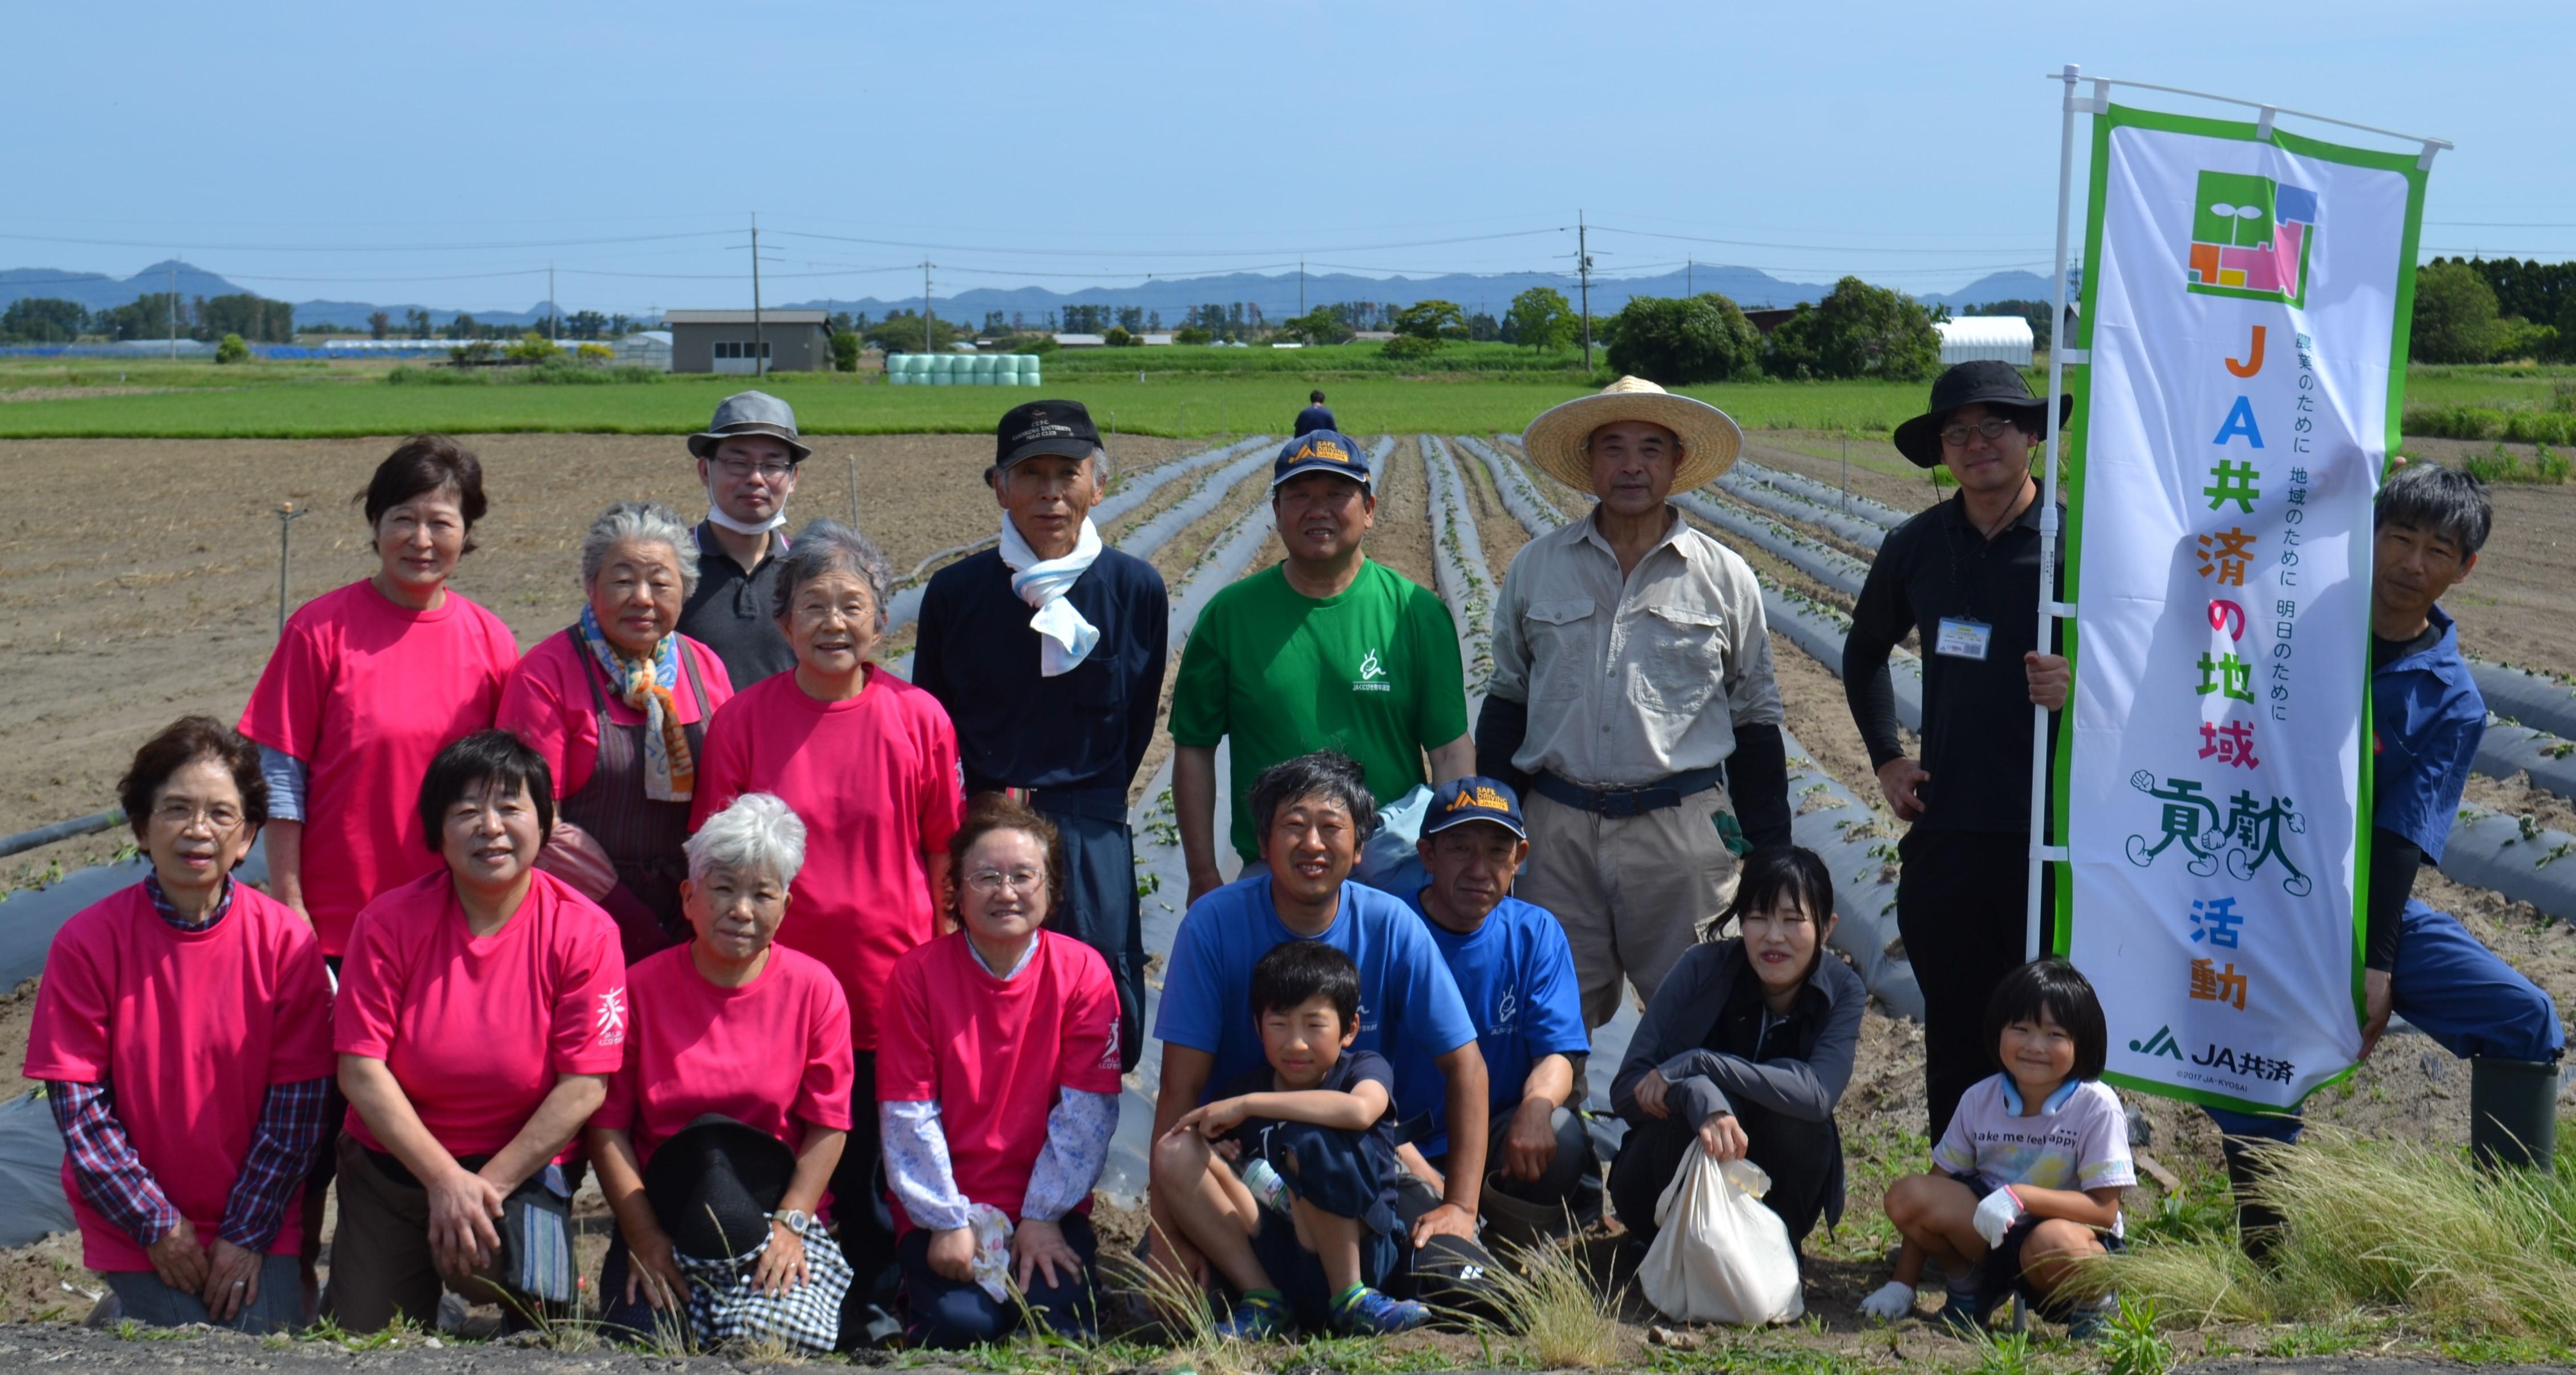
[579,500,701,598]
[770,520,893,627]
[684,791,808,887]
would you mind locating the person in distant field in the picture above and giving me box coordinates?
[1863,960,2130,1339]
[1153,941,1431,1337]
[1479,377,1792,1030]
[1389,777,1596,1239]
[500,500,735,963]
[676,391,809,686]
[1147,753,1487,1289]
[915,401,1168,1071]
[1171,432,1473,903]
[1843,361,2073,1142]
[2203,463,2564,1244]
[1295,390,1337,438]
[240,435,519,965]
[25,718,334,1334]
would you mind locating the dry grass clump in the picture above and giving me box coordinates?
[1477,1238,1625,1369]
[2080,1123,2576,1341]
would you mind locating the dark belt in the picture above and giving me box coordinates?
[988,783,1130,824]
[1529,765,1726,819]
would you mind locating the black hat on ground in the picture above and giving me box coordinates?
[1891,360,2074,469]
[641,1114,796,1261]
[996,399,1103,471]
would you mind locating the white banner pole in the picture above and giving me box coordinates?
[2030,63,2084,961]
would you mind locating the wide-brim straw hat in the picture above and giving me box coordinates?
[1522,375,1743,492]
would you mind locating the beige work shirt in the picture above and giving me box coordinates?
[1489,505,1782,788]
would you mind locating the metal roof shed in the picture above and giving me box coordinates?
[1934,316,2035,366]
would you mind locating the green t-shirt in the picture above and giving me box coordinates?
[1170,560,1469,862]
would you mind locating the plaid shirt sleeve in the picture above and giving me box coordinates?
[45,1079,180,1251]
[219,1077,334,1250]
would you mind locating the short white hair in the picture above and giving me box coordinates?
[581,500,701,598]
[684,792,807,887]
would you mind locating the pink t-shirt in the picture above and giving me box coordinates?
[875,931,1122,1231]
[496,631,735,799]
[690,668,964,1050]
[334,867,628,1158]
[238,579,519,955]
[23,883,336,1272]
[595,943,855,1166]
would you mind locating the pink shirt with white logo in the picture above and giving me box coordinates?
[595,942,855,1167]
[238,579,519,955]
[23,883,336,1272]
[334,867,627,1158]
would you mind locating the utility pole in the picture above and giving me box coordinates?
[1578,212,1594,370]
[922,260,936,353]
[548,263,558,345]
[1299,260,1306,317]
[1687,258,1694,296]
[750,212,765,377]
[167,264,176,360]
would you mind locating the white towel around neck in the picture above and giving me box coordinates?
[998,516,1103,676]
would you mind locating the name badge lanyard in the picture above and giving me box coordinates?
[1937,499,2000,662]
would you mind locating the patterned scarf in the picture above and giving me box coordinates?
[577,604,694,801]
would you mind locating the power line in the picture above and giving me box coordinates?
[0,229,741,253]
[764,226,1564,258]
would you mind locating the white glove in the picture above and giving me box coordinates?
[1971,1186,2025,1249]
[1859,1279,1916,1321]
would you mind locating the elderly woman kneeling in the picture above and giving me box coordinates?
[24,718,335,1334]
[588,792,855,1353]
[877,794,1123,1347]
[501,500,737,963]
[326,730,628,1333]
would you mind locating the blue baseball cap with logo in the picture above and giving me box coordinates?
[1422,775,1527,840]
[1269,429,1373,491]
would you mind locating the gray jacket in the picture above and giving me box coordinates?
[1610,939,1866,1130]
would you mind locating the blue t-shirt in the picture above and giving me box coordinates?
[1294,404,1338,438]
[1154,875,1477,1107]
[2372,604,2483,863]
[1392,892,1590,1156]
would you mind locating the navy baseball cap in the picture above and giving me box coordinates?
[996,399,1103,470]
[1269,429,1373,490]
[1422,776,1527,839]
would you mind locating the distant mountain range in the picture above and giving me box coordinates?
[0,258,2057,331]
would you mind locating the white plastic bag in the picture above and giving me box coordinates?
[1636,1151,1804,1325]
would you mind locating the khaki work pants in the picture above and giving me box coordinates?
[1517,783,1744,1029]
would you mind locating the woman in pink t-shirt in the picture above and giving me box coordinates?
[499,500,735,964]
[878,794,1123,1348]
[588,791,856,1349]
[691,520,966,1305]
[325,730,627,1334]
[23,717,334,1335]
[238,435,520,960]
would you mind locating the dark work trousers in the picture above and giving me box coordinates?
[1608,1101,1841,1252]
[831,1050,899,1329]
[1897,827,2058,1143]
[1032,799,1146,1074]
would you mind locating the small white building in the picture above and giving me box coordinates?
[613,331,673,371]
[1052,333,1107,348]
[1934,316,2035,366]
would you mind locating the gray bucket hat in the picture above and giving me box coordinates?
[688,390,812,463]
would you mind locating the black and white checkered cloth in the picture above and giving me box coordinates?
[675,1227,852,1354]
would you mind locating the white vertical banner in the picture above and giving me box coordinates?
[2059,103,2429,1113]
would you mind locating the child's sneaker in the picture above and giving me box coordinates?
[1215,1289,1289,1340]
[2065,1299,2117,1342]
[1932,1288,1992,1336]
[1332,1284,1431,1334]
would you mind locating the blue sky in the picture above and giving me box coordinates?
[11,1,2569,314]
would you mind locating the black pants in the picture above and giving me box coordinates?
[1897,828,2057,1143]
[830,1051,898,1323]
[1608,1101,1841,1251]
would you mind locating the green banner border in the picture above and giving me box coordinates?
[2051,101,2429,1115]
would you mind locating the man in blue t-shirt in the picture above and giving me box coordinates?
[1150,751,1489,1281]
[2209,464,2563,1243]
[1295,389,1337,438]
[1392,777,1598,1235]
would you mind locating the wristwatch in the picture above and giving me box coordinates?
[771,1209,812,1236]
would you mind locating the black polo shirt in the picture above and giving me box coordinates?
[1843,489,2063,836]
[912,545,1169,799]
[677,523,796,688]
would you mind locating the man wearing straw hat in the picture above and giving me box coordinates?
[1480,377,1793,1029]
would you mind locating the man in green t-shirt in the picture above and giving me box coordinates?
[1172,431,1473,904]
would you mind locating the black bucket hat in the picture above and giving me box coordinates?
[1891,360,2073,469]
[641,1114,796,1261]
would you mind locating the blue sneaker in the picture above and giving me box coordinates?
[2066,1303,2116,1342]
[1215,1290,1289,1340]
[1932,1289,1992,1336]
[1333,1285,1431,1334]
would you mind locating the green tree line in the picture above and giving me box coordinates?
[0,292,297,344]
[2412,257,2576,364]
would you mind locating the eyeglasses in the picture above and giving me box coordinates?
[715,457,796,479]
[964,867,1046,895]
[1939,416,2024,448]
[152,800,244,830]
